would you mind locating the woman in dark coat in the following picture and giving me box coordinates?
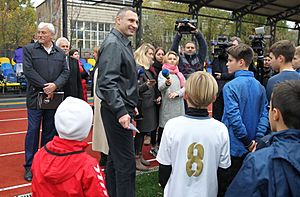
[152,47,165,75]
[148,47,165,157]
[69,49,89,102]
[134,43,160,171]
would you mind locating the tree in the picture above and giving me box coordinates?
[0,0,36,53]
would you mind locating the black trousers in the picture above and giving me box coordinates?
[217,155,245,197]
[157,127,164,146]
[101,106,136,197]
[213,94,224,121]
[134,132,145,155]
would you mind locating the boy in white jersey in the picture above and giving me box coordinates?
[156,71,231,197]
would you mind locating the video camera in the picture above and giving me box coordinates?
[249,27,271,84]
[175,18,197,34]
[211,36,233,57]
[249,27,271,55]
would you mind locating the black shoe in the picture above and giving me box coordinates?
[24,168,32,182]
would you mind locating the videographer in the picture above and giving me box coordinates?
[212,36,241,121]
[262,53,272,87]
[171,21,207,79]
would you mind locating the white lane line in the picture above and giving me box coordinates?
[0,108,26,112]
[0,151,25,157]
[0,183,31,192]
[0,142,94,157]
[0,118,27,122]
[0,131,27,136]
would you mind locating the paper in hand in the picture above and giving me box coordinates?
[129,123,140,133]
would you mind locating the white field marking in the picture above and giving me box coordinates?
[0,151,25,157]
[147,158,156,162]
[0,127,95,136]
[0,183,31,192]
[0,108,26,113]
[0,142,93,157]
[0,117,27,122]
[0,131,27,136]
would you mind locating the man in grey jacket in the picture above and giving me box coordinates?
[96,7,139,197]
[23,22,69,181]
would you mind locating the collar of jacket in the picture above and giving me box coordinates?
[234,70,254,78]
[33,41,60,53]
[111,28,131,47]
[48,136,89,154]
[269,129,300,172]
[269,129,300,144]
[185,107,209,118]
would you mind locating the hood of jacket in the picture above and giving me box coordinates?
[270,129,300,173]
[36,136,89,184]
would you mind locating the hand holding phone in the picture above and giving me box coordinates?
[146,79,156,87]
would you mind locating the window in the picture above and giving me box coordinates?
[105,23,111,31]
[71,21,113,49]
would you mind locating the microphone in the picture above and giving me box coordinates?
[137,68,145,82]
[162,69,170,79]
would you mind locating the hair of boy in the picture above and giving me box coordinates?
[134,43,155,69]
[185,71,218,109]
[163,51,179,65]
[271,80,300,130]
[270,40,295,63]
[230,36,242,44]
[226,43,254,67]
[295,46,300,57]
[116,6,136,17]
[69,48,78,56]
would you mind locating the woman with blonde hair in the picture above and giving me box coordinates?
[157,51,185,147]
[134,43,160,171]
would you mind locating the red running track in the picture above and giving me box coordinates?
[0,107,157,196]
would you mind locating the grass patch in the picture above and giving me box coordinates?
[136,169,163,197]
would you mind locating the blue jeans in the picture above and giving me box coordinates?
[24,109,56,168]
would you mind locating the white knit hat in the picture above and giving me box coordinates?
[55,97,93,141]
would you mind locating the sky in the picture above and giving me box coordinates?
[31,0,44,7]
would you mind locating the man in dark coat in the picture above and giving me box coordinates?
[23,22,69,181]
[171,23,207,79]
[96,7,139,197]
[56,37,83,99]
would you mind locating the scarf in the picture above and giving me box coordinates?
[162,63,185,88]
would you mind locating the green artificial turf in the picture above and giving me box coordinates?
[136,169,163,197]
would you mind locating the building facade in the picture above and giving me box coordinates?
[36,0,133,51]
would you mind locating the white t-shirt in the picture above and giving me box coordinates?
[156,115,231,197]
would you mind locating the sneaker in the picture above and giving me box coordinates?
[24,167,32,182]
[136,156,149,171]
[150,148,158,158]
[144,136,151,146]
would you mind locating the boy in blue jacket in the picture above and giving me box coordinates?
[218,44,269,196]
[226,80,300,196]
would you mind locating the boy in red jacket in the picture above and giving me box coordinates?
[32,97,108,197]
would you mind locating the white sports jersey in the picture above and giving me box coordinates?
[156,115,231,197]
